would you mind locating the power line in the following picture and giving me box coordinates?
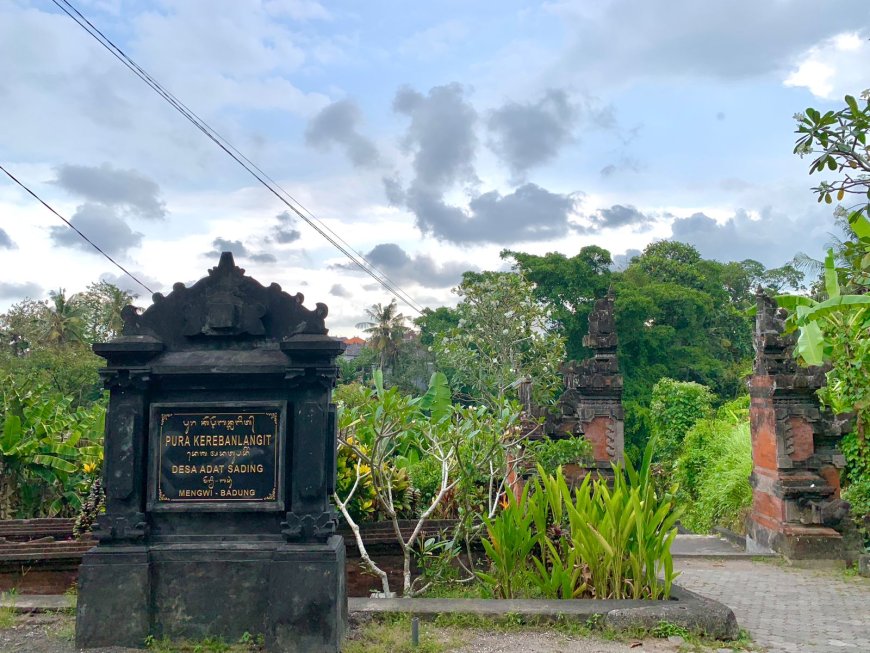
[51,0,425,315]
[0,164,155,295]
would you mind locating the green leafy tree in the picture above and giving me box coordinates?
[782,91,870,426]
[504,246,612,361]
[505,241,788,454]
[614,243,754,452]
[77,281,136,342]
[0,298,46,355]
[356,299,408,370]
[415,306,460,347]
[650,378,713,467]
[432,272,565,409]
[794,91,870,237]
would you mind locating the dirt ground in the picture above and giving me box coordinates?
[451,631,705,652]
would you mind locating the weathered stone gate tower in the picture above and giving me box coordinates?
[76,253,346,652]
[542,291,624,472]
[746,292,851,558]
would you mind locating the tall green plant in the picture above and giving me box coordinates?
[676,400,753,535]
[477,484,536,599]
[480,438,681,600]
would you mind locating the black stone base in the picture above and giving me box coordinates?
[746,519,844,560]
[75,536,346,652]
[76,545,151,649]
[267,536,347,653]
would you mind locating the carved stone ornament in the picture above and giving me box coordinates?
[92,513,148,543]
[281,511,337,542]
[120,252,329,348]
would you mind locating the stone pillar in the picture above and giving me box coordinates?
[746,292,851,559]
[546,291,624,474]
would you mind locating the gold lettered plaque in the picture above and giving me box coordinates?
[149,403,285,510]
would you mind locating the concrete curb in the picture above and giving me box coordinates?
[1,594,73,613]
[348,584,740,640]
[671,534,772,559]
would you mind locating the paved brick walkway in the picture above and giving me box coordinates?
[676,558,870,653]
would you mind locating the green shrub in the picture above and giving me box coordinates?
[841,431,870,548]
[675,397,752,534]
[675,397,748,502]
[409,455,443,505]
[649,378,713,465]
[0,375,105,519]
[526,436,592,476]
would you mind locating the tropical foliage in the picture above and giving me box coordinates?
[0,375,105,519]
[432,271,565,410]
[649,378,713,466]
[784,92,870,544]
[333,370,525,596]
[507,242,794,454]
[479,439,680,600]
[0,281,134,520]
[355,299,408,370]
[675,398,753,535]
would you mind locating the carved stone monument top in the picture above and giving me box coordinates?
[119,252,328,349]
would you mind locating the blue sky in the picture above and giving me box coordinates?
[0,0,868,333]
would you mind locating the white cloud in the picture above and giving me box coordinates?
[784,31,870,99]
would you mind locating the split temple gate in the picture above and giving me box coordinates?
[747,291,852,559]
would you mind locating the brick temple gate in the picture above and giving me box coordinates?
[746,292,852,559]
[520,291,625,479]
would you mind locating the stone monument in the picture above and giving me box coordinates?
[75,253,346,652]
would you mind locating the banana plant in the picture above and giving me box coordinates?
[776,249,870,366]
[1,376,104,518]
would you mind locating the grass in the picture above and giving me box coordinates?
[675,628,759,652]
[344,614,460,653]
[1,608,759,653]
[143,632,265,652]
[49,616,76,642]
[0,590,17,629]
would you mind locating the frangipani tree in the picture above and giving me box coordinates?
[333,371,525,597]
[433,272,565,410]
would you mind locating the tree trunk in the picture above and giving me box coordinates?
[0,461,18,520]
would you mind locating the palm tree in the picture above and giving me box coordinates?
[99,282,135,339]
[355,299,407,370]
[41,289,85,346]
